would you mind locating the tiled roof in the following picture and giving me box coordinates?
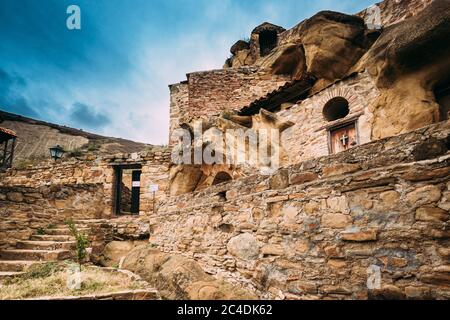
[0,127,16,137]
[239,73,317,116]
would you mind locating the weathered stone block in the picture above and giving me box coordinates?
[341,228,377,242]
[416,207,448,222]
[321,213,352,229]
[269,170,289,190]
[322,163,361,177]
[227,233,260,260]
[6,192,23,202]
[261,244,285,256]
[406,185,441,206]
[290,172,318,185]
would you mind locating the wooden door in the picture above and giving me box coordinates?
[330,123,357,154]
[130,170,142,215]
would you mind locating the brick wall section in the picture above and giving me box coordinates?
[280,72,379,165]
[186,67,289,121]
[152,121,450,300]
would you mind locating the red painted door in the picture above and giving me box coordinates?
[330,123,357,154]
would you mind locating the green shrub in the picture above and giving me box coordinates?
[65,219,90,270]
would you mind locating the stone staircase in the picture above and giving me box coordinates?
[0,222,92,281]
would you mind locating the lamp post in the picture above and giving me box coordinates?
[49,145,65,161]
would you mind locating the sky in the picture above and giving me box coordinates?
[0,0,376,145]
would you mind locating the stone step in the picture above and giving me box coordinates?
[43,228,90,236]
[16,240,76,251]
[0,271,24,280]
[0,249,72,261]
[0,260,44,272]
[30,235,75,242]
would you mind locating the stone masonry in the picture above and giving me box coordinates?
[152,121,450,300]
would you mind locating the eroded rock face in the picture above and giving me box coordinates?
[120,245,257,300]
[354,0,450,139]
[97,241,145,267]
[169,165,203,196]
[227,11,375,91]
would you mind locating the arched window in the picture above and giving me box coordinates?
[212,172,232,185]
[259,30,278,57]
[323,97,350,122]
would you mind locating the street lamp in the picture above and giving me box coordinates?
[49,145,65,161]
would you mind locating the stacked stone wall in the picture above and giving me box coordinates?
[153,121,450,300]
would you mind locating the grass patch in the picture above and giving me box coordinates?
[0,262,147,300]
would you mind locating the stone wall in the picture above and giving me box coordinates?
[169,82,189,146]
[0,184,106,249]
[152,121,450,300]
[0,150,171,248]
[280,72,379,165]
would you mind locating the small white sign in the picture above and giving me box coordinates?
[149,184,159,192]
[132,181,141,187]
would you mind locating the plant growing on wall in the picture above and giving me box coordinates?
[65,219,90,270]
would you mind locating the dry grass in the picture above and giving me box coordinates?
[0,262,146,300]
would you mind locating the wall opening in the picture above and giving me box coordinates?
[0,128,16,172]
[435,85,450,121]
[212,172,233,186]
[323,97,350,122]
[259,30,278,57]
[113,164,142,215]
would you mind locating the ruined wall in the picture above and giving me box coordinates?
[0,150,171,248]
[186,67,289,122]
[169,82,189,146]
[0,184,106,249]
[153,121,450,300]
[280,72,379,165]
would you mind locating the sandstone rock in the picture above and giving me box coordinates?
[321,213,352,229]
[6,192,23,202]
[341,228,377,242]
[287,280,318,295]
[379,191,400,209]
[416,207,448,222]
[354,0,450,139]
[230,40,250,55]
[98,241,137,267]
[406,185,441,206]
[322,163,361,177]
[122,245,213,300]
[121,245,256,300]
[188,280,257,300]
[261,244,284,256]
[227,233,260,260]
[404,286,431,299]
[269,169,289,190]
[290,172,318,185]
[169,165,203,196]
[369,285,406,300]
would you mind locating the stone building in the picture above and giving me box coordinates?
[0,0,449,300]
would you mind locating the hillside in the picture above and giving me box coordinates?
[0,110,153,165]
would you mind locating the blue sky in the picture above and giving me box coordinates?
[0,0,376,144]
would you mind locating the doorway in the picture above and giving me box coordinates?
[113,164,142,215]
